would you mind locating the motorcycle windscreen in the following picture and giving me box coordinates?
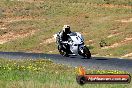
[70,36,82,44]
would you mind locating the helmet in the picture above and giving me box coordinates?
[63,25,71,33]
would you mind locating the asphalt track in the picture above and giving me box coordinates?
[0,51,132,73]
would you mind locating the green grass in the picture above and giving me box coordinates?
[0,58,131,88]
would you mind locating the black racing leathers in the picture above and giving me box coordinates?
[57,31,71,53]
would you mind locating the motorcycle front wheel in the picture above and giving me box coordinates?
[82,46,91,59]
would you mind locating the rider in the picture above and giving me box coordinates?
[57,25,71,53]
[59,25,71,41]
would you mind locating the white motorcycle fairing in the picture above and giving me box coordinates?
[55,32,91,58]
[67,32,84,55]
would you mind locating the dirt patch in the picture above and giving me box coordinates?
[40,37,55,45]
[122,53,132,58]
[90,3,132,9]
[85,40,94,45]
[81,32,89,36]
[17,0,44,3]
[102,37,132,49]
[107,32,121,38]
[0,21,7,30]
[0,27,7,30]
[2,16,45,23]
[0,29,38,44]
[116,18,132,23]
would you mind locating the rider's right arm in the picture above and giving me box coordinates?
[58,31,63,42]
[56,31,62,44]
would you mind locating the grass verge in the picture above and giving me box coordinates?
[0,58,131,88]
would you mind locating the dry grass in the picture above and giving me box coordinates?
[0,0,131,58]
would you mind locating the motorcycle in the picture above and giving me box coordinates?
[54,32,91,58]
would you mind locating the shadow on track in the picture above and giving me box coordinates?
[95,58,108,60]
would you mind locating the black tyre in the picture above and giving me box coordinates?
[83,46,91,59]
[76,75,86,85]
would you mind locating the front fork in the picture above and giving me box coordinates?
[78,45,84,54]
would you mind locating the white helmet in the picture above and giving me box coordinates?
[62,25,71,33]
